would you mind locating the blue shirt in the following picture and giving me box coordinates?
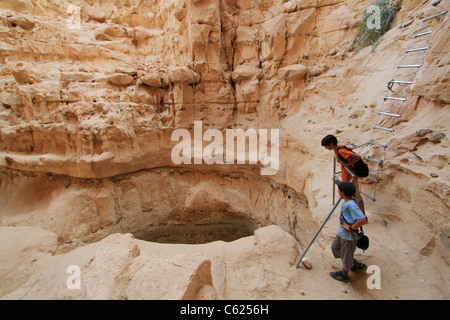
[338,200,366,241]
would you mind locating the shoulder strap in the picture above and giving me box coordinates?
[336,146,349,163]
[340,201,363,234]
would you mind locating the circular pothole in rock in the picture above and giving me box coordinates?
[131,213,261,244]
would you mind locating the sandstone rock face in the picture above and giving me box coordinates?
[2,227,299,300]
[109,73,134,86]
[124,254,214,300]
[278,64,309,80]
[0,0,449,300]
[0,227,58,297]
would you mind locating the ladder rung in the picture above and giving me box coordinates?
[406,47,429,53]
[414,31,432,37]
[379,111,401,117]
[432,0,441,7]
[388,80,413,84]
[368,141,388,148]
[364,156,383,165]
[423,10,447,21]
[397,64,422,68]
[352,141,387,149]
[384,96,407,101]
[366,176,379,183]
[360,191,376,202]
[374,126,395,132]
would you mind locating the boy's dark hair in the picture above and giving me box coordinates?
[321,134,338,147]
[335,181,356,198]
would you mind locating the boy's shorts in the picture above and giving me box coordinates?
[331,235,357,269]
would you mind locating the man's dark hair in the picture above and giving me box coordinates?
[321,134,338,146]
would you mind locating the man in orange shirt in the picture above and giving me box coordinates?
[321,134,366,216]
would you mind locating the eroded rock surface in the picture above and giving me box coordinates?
[2,226,300,300]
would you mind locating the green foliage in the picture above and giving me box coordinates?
[350,0,402,53]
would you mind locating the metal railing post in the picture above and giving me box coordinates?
[332,157,336,205]
[344,166,355,183]
[295,164,356,269]
[295,198,342,268]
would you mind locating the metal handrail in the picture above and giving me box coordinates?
[295,160,354,269]
[295,198,342,268]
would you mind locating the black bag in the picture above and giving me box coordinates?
[337,146,369,178]
[341,213,369,251]
[356,230,369,251]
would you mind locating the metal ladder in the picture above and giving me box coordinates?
[350,0,448,224]
[295,0,448,268]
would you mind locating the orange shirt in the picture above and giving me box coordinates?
[335,146,358,182]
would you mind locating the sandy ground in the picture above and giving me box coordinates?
[286,198,449,300]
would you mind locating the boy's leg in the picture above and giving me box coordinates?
[331,235,341,259]
[340,238,357,270]
[352,259,368,271]
[330,238,357,282]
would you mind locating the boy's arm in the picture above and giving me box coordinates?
[350,217,366,230]
[341,152,361,167]
[336,148,361,167]
[342,202,366,231]
[343,217,366,231]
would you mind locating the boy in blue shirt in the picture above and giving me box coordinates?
[330,181,367,282]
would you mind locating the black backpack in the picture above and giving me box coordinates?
[337,146,369,178]
[341,209,369,251]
